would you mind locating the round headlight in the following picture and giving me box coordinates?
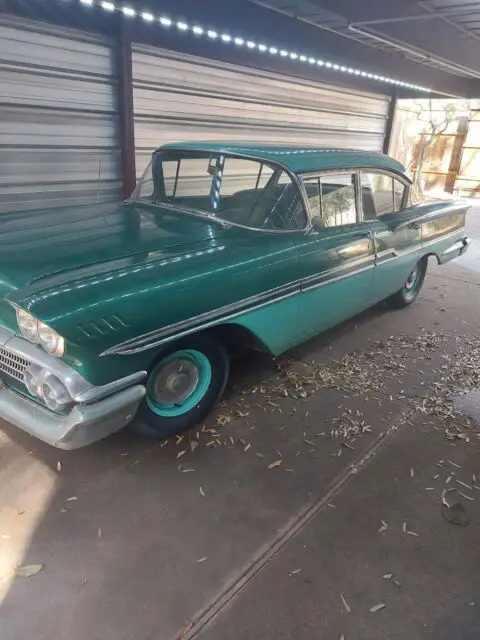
[16,309,39,343]
[40,374,72,412]
[38,322,65,357]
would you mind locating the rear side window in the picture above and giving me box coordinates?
[361,172,407,219]
[303,173,358,228]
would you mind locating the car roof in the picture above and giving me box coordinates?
[159,142,408,177]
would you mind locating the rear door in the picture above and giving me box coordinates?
[294,171,375,340]
[359,171,421,302]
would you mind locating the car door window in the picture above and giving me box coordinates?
[303,173,358,228]
[361,172,407,219]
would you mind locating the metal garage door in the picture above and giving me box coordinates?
[0,16,121,213]
[132,45,390,177]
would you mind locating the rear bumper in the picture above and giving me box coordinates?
[0,379,145,449]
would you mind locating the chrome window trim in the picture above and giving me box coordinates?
[133,148,311,235]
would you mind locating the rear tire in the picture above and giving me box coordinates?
[131,335,229,439]
[387,256,428,309]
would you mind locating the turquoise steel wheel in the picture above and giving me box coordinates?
[387,256,428,309]
[132,336,229,439]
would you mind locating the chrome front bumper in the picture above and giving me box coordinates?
[0,377,145,449]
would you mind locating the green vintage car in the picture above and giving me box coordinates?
[0,143,471,448]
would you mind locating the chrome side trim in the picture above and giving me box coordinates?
[442,237,470,256]
[74,371,148,404]
[0,333,146,404]
[301,264,372,293]
[102,257,375,356]
[375,228,466,265]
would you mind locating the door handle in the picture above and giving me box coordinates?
[408,221,421,230]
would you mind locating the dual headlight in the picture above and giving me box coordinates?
[16,309,65,357]
[24,365,72,412]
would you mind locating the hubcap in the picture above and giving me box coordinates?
[150,358,200,406]
[146,349,212,418]
[405,266,419,291]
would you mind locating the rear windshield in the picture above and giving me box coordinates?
[132,150,307,231]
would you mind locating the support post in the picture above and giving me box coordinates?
[116,22,136,199]
[383,91,398,155]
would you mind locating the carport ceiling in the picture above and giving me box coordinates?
[251,1,480,83]
[4,0,480,97]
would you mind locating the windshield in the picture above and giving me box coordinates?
[132,150,307,231]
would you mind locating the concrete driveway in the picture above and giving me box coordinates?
[1,206,479,640]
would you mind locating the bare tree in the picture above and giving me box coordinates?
[413,99,460,194]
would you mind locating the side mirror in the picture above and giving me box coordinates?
[312,215,326,232]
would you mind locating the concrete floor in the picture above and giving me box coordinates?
[0,206,479,640]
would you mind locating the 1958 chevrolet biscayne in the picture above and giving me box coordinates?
[0,143,471,448]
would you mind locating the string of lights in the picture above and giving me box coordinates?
[72,0,431,92]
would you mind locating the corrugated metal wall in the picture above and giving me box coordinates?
[0,16,121,213]
[132,45,390,178]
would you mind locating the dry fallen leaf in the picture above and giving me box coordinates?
[177,450,186,459]
[268,460,282,470]
[196,557,208,563]
[289,568,302,576]
[378,520,388,533]
[15,564,44,578]
[402,522,407,533]
[190,441,199,453]
[180,620,194,637]
[244,444,251,452]
[370,603,386,613]
[66,496,77,502]
[341,593,351,613]
[383,573,393,579]
[56,461,62,472]
[199,486,205,497]
[409,468,414,478]
[458,492,475,501]
[407,530,419,537]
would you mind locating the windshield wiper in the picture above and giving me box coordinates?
[138,200,233,229]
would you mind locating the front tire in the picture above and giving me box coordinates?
[387,256,428,309]
[131,336,229,439]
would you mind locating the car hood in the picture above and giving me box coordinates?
[0,201,236,328]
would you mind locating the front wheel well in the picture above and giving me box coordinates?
[203,323,270,357]
[146,323,270,369]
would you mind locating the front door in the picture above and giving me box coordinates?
[295,171,375,341]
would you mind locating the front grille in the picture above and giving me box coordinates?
[0,346,30,382]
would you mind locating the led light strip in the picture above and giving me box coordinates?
[78,0,430,92]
